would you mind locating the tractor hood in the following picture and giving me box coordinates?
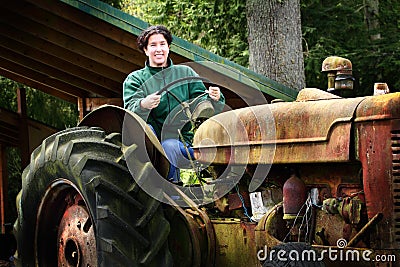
[193,88,400,165]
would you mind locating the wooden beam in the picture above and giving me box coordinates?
[0,45,117,98]
[15,0,142,65]
[0,7,136,74]
[0,125,19,147]
[0,26,121,91]
[29,0,145,52]
[0,68,77,104]
[0,22,127,84]
[0,144,7,234]
[0,57,87,99]
[0,109,19,128]
[0,108,21,147]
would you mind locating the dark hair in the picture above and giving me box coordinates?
[137,25,173,52]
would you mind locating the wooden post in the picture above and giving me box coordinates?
[77,97,87,122]
[0,144,7,234]
[17,87,30,169]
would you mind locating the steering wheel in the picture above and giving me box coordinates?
[157,76,217,128]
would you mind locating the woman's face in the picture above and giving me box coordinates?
[144,33,170,67]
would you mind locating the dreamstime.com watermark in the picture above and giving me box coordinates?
[257,239,397,264]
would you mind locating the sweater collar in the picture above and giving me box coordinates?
[145,58,173,75]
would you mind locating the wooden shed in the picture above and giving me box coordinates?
[0,0,298,231]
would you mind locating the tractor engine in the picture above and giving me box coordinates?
[193,84,400,266]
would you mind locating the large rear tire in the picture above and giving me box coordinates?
[14,126,172,267]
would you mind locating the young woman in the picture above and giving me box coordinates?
[123,25,225,184]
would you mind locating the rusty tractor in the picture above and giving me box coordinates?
[13,57,400,266]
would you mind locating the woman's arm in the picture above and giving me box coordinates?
[123,73,151,119]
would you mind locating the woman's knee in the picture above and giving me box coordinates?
[161,139,180,152]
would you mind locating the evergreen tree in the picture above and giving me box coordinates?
[121,0,399,94]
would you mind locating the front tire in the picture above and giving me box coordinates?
[14,127,172,267]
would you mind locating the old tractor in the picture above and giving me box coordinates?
[13,57,400,267]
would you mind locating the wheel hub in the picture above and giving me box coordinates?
[58,202,97,266]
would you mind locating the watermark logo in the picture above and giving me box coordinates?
[336,238,347,249]
[257,239,396,264]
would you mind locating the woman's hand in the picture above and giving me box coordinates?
[140,92,161,110]
[206,86,221,101]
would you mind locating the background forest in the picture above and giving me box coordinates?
[1,0,399,221]
[117,0,400,94]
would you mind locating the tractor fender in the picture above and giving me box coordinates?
[78,104,170,178]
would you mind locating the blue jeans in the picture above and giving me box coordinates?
[161,139,194,183]
[147,125,194,183]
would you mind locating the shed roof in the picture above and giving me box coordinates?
[0,0,298,109]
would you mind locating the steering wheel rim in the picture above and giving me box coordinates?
[156,76,212,96]
[157,76,217,126]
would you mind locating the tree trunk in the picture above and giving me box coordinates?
[246,0,305,91]
[364,0,381,41]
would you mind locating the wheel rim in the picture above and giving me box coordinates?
[36,179,97,267]
[58,199,96,267]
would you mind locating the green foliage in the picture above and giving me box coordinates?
[6,147,21,222]
[302,0,400,95]
[180,169,199,185]
[0,77,78,129]
[25,88,78,129]
[0,76,19,111]
[122,0,248,66]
